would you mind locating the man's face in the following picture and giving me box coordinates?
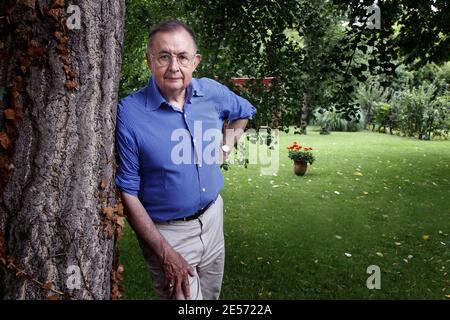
[148,29,201,99]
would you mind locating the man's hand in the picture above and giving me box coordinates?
[220,118,247,169]
[220,149,229,165]
[161,246,195,300]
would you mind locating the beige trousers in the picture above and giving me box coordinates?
[138,194,225,300]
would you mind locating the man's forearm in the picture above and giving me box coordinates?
[223,119,248,150]
[121,191,195,299]
[121,192,169,261]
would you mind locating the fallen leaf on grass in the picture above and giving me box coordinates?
[376,252,384,257]
[354,172,363,176]
[422,235,430,240]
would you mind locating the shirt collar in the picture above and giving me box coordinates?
[145,77,204,111]
[145,77,167,111]
[190,78,204,97]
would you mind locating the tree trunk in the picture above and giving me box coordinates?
[299,90,309,135]
[0,0,125,299]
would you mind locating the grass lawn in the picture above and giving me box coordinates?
[119,128,450,299]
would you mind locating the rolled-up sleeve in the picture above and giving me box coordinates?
[219,85,257,121]
[115,103,141,196]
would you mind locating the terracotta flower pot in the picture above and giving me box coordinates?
[293,160,308,176]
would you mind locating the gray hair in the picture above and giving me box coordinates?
[146,20,197,59]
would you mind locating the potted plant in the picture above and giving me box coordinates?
[287,142,315,176]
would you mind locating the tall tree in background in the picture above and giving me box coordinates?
[186,0,308,130]
[0,1,125,299]
[289,0,342,134]
[186,0,346,133]
[328,0,450,117]
[390,0,449,66]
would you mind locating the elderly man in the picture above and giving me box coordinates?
[115,20,256,300]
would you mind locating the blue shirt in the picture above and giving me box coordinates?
[115,77,256,222]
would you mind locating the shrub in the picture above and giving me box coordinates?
[313,106,365,132]
[397,83,449,139]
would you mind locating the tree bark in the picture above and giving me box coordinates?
[0,0,125,299]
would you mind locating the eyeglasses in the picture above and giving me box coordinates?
[149,52,197,68]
